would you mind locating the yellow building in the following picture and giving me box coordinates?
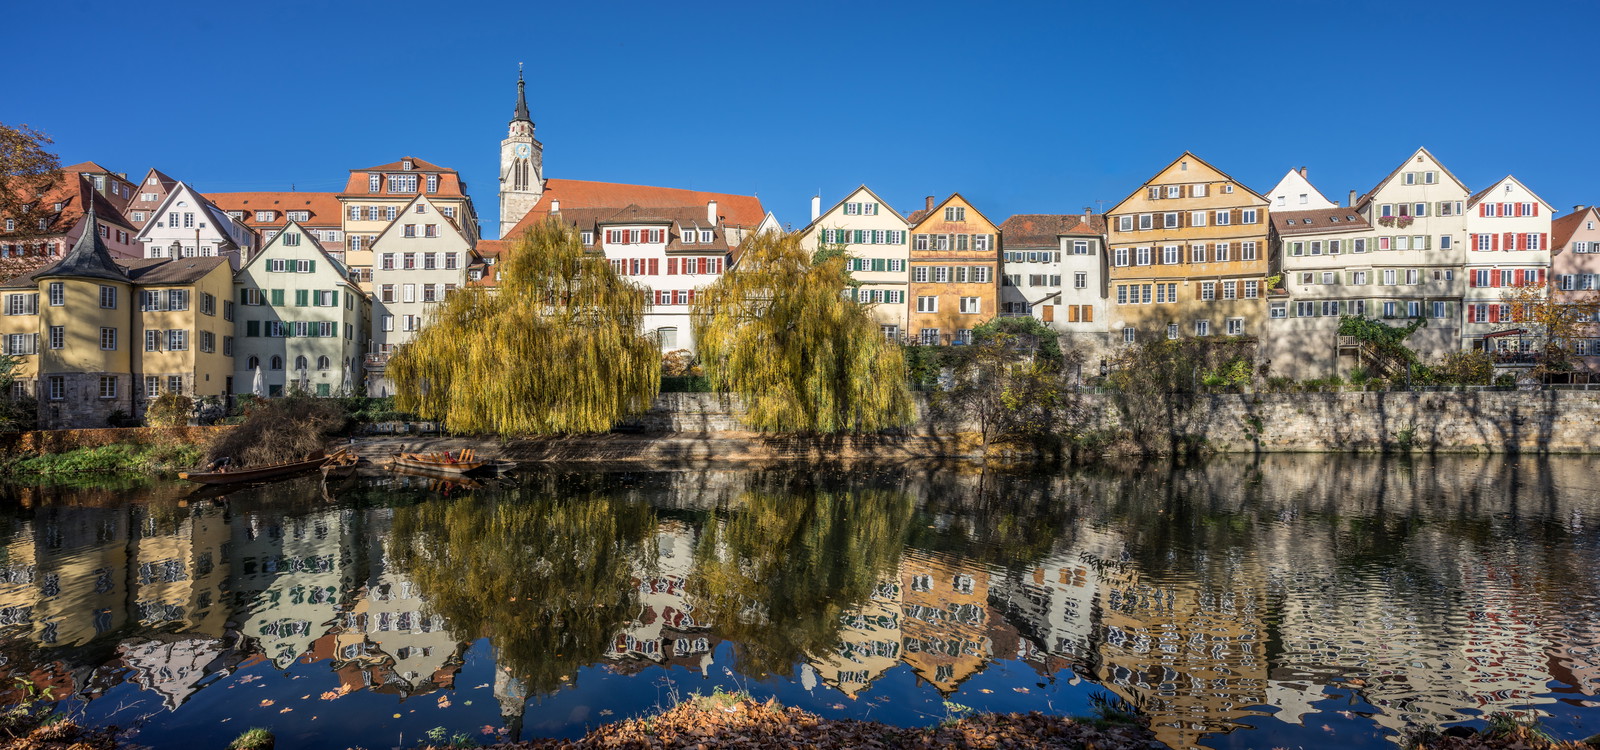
[1105,152,1270,344]
[0,212,235,428]
[907,195,1001,346]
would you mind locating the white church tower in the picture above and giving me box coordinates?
[498,65,544,238]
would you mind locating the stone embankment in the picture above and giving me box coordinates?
[359,390,1600,462]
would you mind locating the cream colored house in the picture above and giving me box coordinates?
[1552,205,1600,370]
[234,221,369,397]
[339,156,480,292]
[366,194,473,396]
[996,212,1111,365]
[1261,205,1375,378]
[797,186,911,338]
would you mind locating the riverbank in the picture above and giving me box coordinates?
[1,442,205,478]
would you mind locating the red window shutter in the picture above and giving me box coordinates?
[1540,232,1548,251]
[698,257,707,274]
[1515,203,1523,217]
[1491,269,1501,287]
[1469,271,1477,288]
[1538,269,1546,284]
[1533,203,1540,216]
[1492,234,1500,251]
[667,258,678,275]
[649,258,659,275]
[688,289,696,304]
[1505,232,1515,251]
[1470,233,1478,251]
[1479,203,1487,217]
[1489,305,1500,323]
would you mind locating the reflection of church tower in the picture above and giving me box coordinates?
[493,661,527,742]
[498,64,544,238]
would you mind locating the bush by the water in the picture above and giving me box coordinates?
[9,443,204,476]
[207,396,350,468]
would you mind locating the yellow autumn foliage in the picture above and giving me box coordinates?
[387,218,661,434]
[691,231,914,433]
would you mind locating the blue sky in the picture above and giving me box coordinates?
[9,0,1597,237]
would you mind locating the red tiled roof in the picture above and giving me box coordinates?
[998,213,1107,247]
[352,156,454,173]
[1271,207,1371,236]
[1552,206,1598,249]
[341,156,467,197]
[504,178,764,240]
[205,192,343,230]
[5,169,135,239]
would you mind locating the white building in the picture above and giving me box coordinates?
[997,212,1110,363]
[797,186,911,339]
[1462,175,1554,359]
[1265,167,1337,211]
[133,182,257,268]
[366,194,473,395]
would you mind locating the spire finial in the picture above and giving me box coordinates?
[512,64,531,125]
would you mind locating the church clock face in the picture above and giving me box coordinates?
[513,144,531,158]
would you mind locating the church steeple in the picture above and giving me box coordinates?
[499,63,544,237]
[511,64,531,127]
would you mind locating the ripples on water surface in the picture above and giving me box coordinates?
[0,456,1595,749]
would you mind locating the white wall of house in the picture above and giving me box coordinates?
[797,187,910,337]
[136,184,255,268]
[368,196,471,395]
[1266,168,1336,211]
[1462,177,1553,351]
[606,222,727,353]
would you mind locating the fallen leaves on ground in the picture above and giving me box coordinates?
[416,699,1163,750]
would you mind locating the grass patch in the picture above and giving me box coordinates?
[7,443,204,477]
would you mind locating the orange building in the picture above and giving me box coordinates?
[1105,152,1270,344]
[907,194,1001,346]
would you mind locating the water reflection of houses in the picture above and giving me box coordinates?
[607,520,718,674]
[897,551,995,694]
[328,508,463,698]
[806,578,902,698]
[228,508,354,669]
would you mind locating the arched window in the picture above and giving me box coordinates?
[294,355,309,372]
[270,355,283,370]
[247,355,260,370]
[316,355,331,370]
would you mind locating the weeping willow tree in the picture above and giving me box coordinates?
[388,218,660,434]
[691,231,913,433]
[386,476,656,695]
[687,476,914,677]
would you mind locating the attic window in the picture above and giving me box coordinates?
[403,160,414,170]
[1329,216,1340,222]
[1346,215,1356,221]
[53,203,62,211]
[681,230,696,245]
[700,230,713,243]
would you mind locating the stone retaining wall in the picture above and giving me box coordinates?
[621,390,1600,454]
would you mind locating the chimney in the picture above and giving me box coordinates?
[550,199,560,212]
[1575,205,1587,213]
[1083,206,1093,222]
[1348,190,1358,208]
[810,195,821,221]
[707,200,718,225]
[925,196,935,211]
[1299,166,1308,177]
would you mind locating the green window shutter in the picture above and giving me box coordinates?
[308,260,316,274]
[246,320,259,337]
[295,289,308,307]
[873,258,886,272]
[238,288,248,305]
[270,289,284,306]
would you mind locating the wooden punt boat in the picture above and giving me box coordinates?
[321,449,362,479]
[386,464,485,490]
[179,453,327,485]
[385,448,485,475]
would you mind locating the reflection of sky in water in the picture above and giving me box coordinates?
[0,455,1595,749]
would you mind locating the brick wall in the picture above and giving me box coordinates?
[0,425,235,455]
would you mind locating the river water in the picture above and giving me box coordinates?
[0,456,1596,749]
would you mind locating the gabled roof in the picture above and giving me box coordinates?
[205,192,343,231]
[352,156,455,173]
[238,220,354,285]
[1272,207,1372,236]
[503,178,765,240]
[370,194,473,248]
[1552,206,1600,249]
[1466,175,1554,209]
[34,211,129,283]
[797,185,910,236]
[1265,168,1336,209]
[134,183,245,252]
[998,214,1106,247]
[122,256,228,285]
[5,168,135,238]
[1107,151,1269,216]
[59,161,118,175]
[907,193,999,232]
[1354,147,1470,210]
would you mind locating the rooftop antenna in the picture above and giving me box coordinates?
[1095,199,1109,213]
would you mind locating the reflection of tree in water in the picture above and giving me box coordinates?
[906,468,1078,571]
[689,475,914,678]
[385,475,656,695]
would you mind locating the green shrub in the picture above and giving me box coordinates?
[660,375,714,393]
[1493,373,1517,389]
[9,443,205,476]
[1348,367,1370,384]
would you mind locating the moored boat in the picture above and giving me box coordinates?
[321,449,362,480]
[179,453,328,485]
[385,449,485,475]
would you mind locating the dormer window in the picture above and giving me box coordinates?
[53,202,63,211]
[700,230,713,243]
[681,229,696,244]
[288,211,309,222]
[228,211,243,220]
[388,174,418,193]
[255,211,274,222]
[402,160,414,170]
[426,175,438,193]
[368,174,381,192]
[581,231,593,245]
